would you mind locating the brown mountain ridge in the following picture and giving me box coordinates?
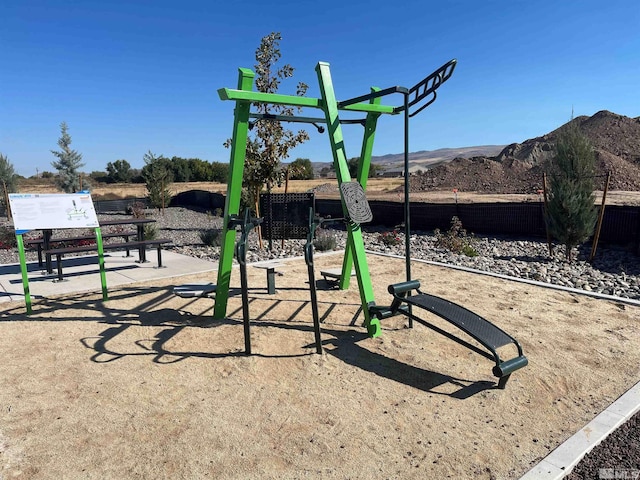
[410,110,640,194]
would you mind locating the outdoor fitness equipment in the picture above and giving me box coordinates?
[215,59,527,386]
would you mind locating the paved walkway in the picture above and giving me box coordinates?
[0,250,216,305]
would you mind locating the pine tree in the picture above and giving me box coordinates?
[545,120,598,261]
[51,122,88,193]
[142,151,173,212]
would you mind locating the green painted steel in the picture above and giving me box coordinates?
[339,87,382,290]
[95,227,108,301]
[15,234,32,314]
[214,62,398,335]
[315,62,381,338]
[213,68,255,320]
[218,88,397,114]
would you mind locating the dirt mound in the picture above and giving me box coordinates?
[411,110,640,194]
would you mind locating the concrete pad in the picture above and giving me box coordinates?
[0,250,216,307]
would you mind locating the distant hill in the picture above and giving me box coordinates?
[312,145,506,175]
[410,110,640,193]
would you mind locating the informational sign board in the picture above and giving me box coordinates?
[8,193,100,232]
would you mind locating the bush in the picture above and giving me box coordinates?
[434,216,478,257]
[313,228,336,251]
[143,224,158,240]
[127,201,146,218]
[378,229,402,247]
[199,228,222,247]
[0,226,16,249]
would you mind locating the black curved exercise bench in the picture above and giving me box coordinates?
[371,280,528,389]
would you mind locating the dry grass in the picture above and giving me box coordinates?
[14,178,640,205]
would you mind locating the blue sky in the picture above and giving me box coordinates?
[2,0,639,178]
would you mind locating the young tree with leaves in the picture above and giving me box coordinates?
[545,120,598,261]
[225,32,310,217]
[0,153,18,215]
[288,158,314,180]
[51,122,88,192]
[142,151,173,212]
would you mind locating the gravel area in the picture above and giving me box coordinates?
[2,206,639,476]
[3,206,640,300]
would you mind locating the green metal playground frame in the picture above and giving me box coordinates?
[213,60,457,338]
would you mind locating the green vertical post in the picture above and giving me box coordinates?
[339,87,381,290]
[95,227,108,301]
[213,68,255,319]
[15,234,32,314]
[316,62,380,337]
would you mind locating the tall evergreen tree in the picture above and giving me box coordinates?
[545,120,598,261]
[51,122,88,192]
[142,151,173,211]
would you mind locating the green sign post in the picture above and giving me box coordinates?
[8,193,107,314]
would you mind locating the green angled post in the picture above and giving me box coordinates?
[95,227,108,301]
[340,87,382,290]
[15,234,32,314]
[316,62,380,337]
[213,67,255,319]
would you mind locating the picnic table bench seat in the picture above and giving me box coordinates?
[43,238,173,281]
[25,231,138,267]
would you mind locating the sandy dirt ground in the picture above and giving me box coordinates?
[1,252,639,479]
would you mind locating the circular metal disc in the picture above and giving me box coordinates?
[340,181,373,224]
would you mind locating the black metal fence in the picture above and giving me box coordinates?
[89,193,640,246]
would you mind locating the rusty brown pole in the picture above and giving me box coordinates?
[2,180,11,220]
[589,172,611,262]
[542,173,553,257]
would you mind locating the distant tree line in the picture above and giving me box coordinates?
[88,156,230,184]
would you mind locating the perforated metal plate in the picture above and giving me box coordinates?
[340,182,372,224]
[260,192,314,240]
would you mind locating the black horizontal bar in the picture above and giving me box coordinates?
[249,113,366,126]
[337,86,409,109]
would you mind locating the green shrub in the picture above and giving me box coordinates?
[313,228,336,251]
[0,226,16,249]
[143,223,158,240]
[434,216,478,257]
[127,201,146,218]
[199,228,222,247]
[378,229,402,247]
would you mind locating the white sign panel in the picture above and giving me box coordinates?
[9,193,100,232]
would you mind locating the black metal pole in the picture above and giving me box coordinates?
[403,92,413,329]
[403,93,411,284]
